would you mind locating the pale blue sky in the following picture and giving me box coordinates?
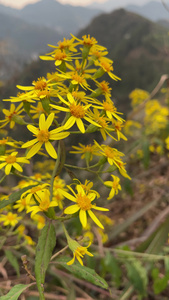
[0,0,163,9]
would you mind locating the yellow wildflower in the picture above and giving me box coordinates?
[27,189,57,217]
[0,103,24,129]
[104,175,121,200]
[51,94,100,133]
[70,143,99,161]
[22,113,70,159]
[63,184,109,229]
[0,212,21,227]
[0,151,29,175]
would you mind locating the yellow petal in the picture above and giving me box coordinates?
[26,142,42,158]
[45,141,57,159]
[13,163,23,173]
[76,118,85,133]
[39,114,46,130]
[22,138,38,148]
[27,125,39,135]
[64,204,79,214]
[5,164,12,175]
[88,210,104,229]
[45,113,54,129]
[79,209,87,228]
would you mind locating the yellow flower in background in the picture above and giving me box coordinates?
[27,189,58,217]
[129,89,150,108]
[165,136,169,150]
[21,184,49,203]
[22,113,70,159]
[67,242,93,266]
[144,100,169,134]
[24,235,35,246]
[3,91,36,103]
[30,102,46,119]
[0,137,15,147]
[104,175,121,200]
[0,151,29,175]
[63,184,109,229]
[0,103,24,129]
[123,120,142,136]
[0,212,21,227]
[13,196,30,212]
[70,143,99,161]
[52,176,67,209]
[32,214,46,230]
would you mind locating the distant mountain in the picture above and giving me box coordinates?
[2,9,169,115]
[157,19,169,29]
[0,12,62,80]
[77,9,169,111]
[88,0,128,12]
[0,0,101,36]
[126,1,169,21]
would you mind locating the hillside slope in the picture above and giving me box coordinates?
[78,9,169,110]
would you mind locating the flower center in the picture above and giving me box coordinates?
[54,51,67,61]
[104,147,117,159]
[8,112,16,120]
[101,61,113,72]
[103,101,116,113]
[82,35,96,47]
[5,155,16,164]
[37,129,50,142]
[72,73,84,84]
[99,81,111,94]
[7,213,16,221]
[34,79,47,90]
[76,194,92,210]
[70,104,85,118]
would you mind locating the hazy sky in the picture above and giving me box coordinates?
[0,0,162,9]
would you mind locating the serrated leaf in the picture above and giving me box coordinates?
[5,250,20,277]
[35,222,56,296]
[126,258,148,296]
[0,185,37,210]
[1,283,33,300]
[56,257,108,289]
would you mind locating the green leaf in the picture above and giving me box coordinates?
[1,283,33,300]
[0,185,37,210]
[56,257,108,289]
[153,276,168,294]
[35,222,56,297]
[103,252,122,287]
[126,258,148,296]
[5,250,20,277]
[145,216,169,254]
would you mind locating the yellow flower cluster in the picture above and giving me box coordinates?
[0,34,129,266]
